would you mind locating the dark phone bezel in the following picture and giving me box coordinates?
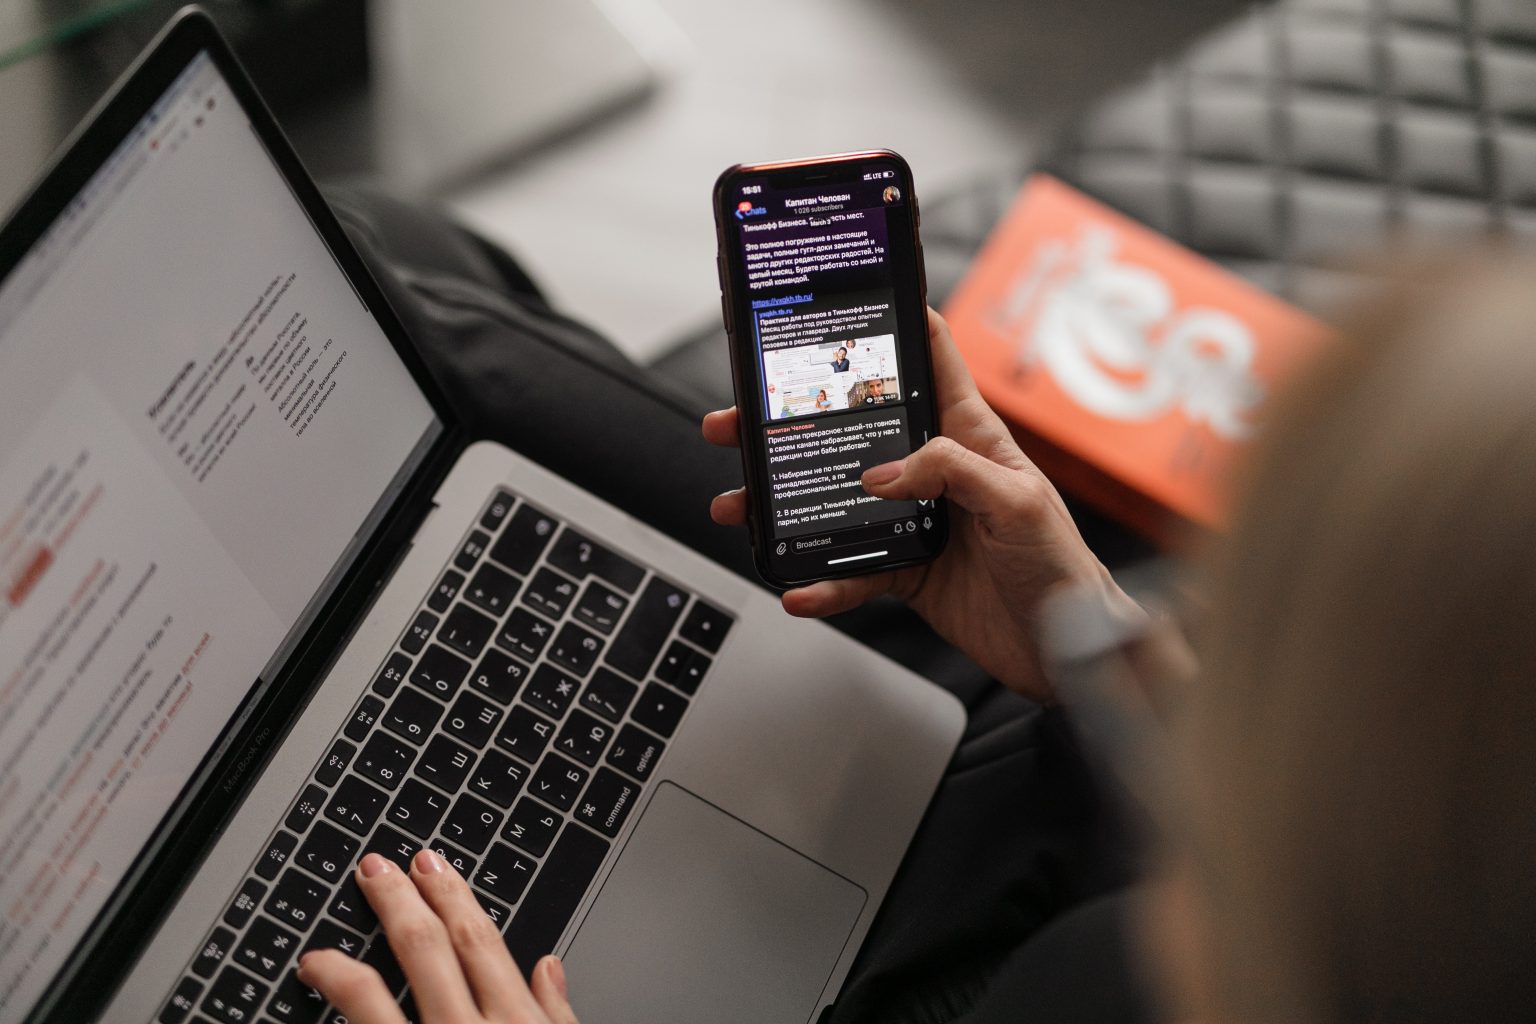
[712,150,949,589]
[13,9,467,1021]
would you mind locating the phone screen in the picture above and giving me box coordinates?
[717,152,946,584]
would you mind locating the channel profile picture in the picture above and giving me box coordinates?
[883,185,901,204]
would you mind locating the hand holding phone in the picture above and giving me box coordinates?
[712,150,947,587]
[704,307,1139,701]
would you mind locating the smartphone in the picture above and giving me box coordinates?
[713,149,948,588]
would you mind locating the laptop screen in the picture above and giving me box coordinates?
[0,51,440,1016]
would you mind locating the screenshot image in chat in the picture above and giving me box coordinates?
[728,169,924,544]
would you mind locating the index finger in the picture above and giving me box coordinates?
[926,308,985,415]
[701,407,741,448]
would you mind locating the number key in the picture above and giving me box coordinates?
[354,732,415,791]
[265,869,327,931]
[201,965,268,1024]
[383,688,444,746]
[234,916,299,980]
[294,821,360,883]
[324,776,389,836]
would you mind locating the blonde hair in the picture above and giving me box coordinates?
[1178,257,1536,1022]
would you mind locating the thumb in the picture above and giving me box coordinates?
[862,436,1036,529]
[532,955,579,1024]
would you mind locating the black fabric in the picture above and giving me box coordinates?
[322,184,1152,1024]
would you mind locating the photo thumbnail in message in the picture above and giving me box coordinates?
[763,333,902,420]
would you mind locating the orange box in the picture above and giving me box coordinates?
[943,174,1331,544]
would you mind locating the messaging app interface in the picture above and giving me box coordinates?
[727,166,928,557]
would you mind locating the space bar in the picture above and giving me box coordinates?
[505,823,610,977]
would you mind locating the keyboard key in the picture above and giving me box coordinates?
[284,785,327,835]
[606,724,665,782]
[255,830,298,881]
[655,641,709,695]
[429,838,477,878]
[327,876,377,934]
[580,668,637,724]
[265,870,328,931]
[521,567,578,620]
[360,938,407,996]
[496,607,555,662]
[223,878,267,930]
[159,976,202,1023]
[372,653,412,698]
[315,740,355,787]
[555,710,612,767]
[469,648,530,705]
[480,491,515,532]
[382,688,444,746]
[193,926,237,979]
[304,918,366,958]
[295,822,360,883]
[413,734,475,793]
[573,580,628,635]
[344,696,384,743]
[441,793,503,853]
[490,504,558,575]
[501,797,561,857]
[496,705,555,763]
[401,610,438,654]
[474,890,512,931]
[266,970,326,1024]
[202,966,268,1024]
[439,603,496,659]
[464,562,520,618]
[408,644,471,701]
[354,732,415,792]
[548,622,603,676]
[388,779,450,839]
[364,823,423,871]
[505,825,610,977]
[428,569,465,614]
[675,649,710,696]
[530,754,588,812]
[455,530,492,572]
[631,683,688,738]
[234,916,299,980]
[443,690,504,748]
[475,842,536,904]
[521,664,580,719]
[575,768,639,838]
[604,577,687,681]
[324,776,389,836]
[679,599,734,653]
[547,529,645,593]
[468,750,528,808]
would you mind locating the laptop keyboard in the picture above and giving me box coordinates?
[156,490,734,1024]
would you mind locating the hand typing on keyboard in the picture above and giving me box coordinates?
[298,851,580,1024]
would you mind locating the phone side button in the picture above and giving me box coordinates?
[719,293,733,333]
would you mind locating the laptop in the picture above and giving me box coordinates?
[0,9,962,1024]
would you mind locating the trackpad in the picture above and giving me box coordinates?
[562,783,867,1024]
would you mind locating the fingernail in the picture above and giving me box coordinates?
[414,848,445,875]
[862,460,904,487]
[548,955,568,999]
[359,852,391,878]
